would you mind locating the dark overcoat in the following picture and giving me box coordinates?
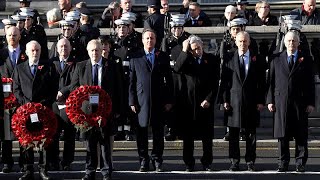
[266,51,315,138]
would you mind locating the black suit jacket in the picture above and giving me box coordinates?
[267,51,314,138]
[0,47,27,78]
[221,51,266,129]
[13,61,57,107]
[69,58,124,138]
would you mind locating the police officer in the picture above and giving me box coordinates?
[78,7,100,41]
[112,19,140,141]
[19,8,48,60]
[50,10,89,62]
[13,0,41,26]
[217,18,258,141]
[144,0,165,49]
[162,14,190,141]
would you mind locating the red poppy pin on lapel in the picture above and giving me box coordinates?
[251,56,256,62]
[38,65,44,70]
[298,57,304,63]
[155,51,160,58]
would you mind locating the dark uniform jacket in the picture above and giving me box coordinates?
[50,29,89,62]
[144,12,165,49]
[221,51,266,129]
[129,49,173,127]
[267,51,314,138]
[20,25,48,60]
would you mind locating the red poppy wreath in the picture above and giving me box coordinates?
[65,85,112,132]
[11,103,58,148]
[2,78,19,110]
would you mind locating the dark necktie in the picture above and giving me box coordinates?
[240,55,245,80]
[11,50,16,67]
[146,53,153,68]
[192,19,198,25]
[289,55,294,70]
[31,65,37,77]
[93,64,99,86]
[60,61,65,70]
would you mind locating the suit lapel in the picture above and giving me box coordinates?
[85,60,93,85]
[53,59,62,74]
[101,58,108,85]
[233,51,243,83]
[290,52,303,76]
[280,52,290,75]
[24,61,34,80]
[4,49,14,74]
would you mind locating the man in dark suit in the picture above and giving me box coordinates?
[267,31,315,172]
[69,39,123,180]
[144,0,165,49]
[174,35,220,172]
[129,29,173,172]
[47,38,76,171]
[221,31,266,171]
[184,2,212,27]
[0,26,27,173]
[13,40,57,180]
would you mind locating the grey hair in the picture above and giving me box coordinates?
[189,35,203,45]
[26,40,41,50]
[284,31,300,44]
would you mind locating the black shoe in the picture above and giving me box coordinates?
[125,134,134,141]
[20,166,26,173]
[2,164,12,173]
[40,170,52,180]
[82,174,95,180]
[62,165,71,171]
[239,131,246,141]
[103,175,112,180]
[152,161,163,172]
[186,165,194,172]
[19,171,34,180]
[296,165,305,172]
[247,162,255,171]
[165,130,176,141]
[223,132,230,141]
[114,132,125,141]
[139,160,149,172]
[229,163,240,171]
[48,163,60,171]
[277,164,288,172]
[203,165,212,171]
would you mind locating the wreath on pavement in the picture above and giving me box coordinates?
[2,78,19,110]
[65,85,112,132]
[11,103,58,148]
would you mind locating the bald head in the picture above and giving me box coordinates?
[303,0,316,14]
[57,38,71,59]
[6,26,21,48]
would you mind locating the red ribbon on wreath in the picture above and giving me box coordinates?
[11,103,58,148]
[2,77,19,110]
[65,85,112,131]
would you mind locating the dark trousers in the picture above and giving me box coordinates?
[85,129,112,177]
[0,140,13,166]
[135,123,164,164]
[229,127,256,164]
[20,146,47,171]
[278,101,308,166]
[182,124,213,167]
[46,120,76,167]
